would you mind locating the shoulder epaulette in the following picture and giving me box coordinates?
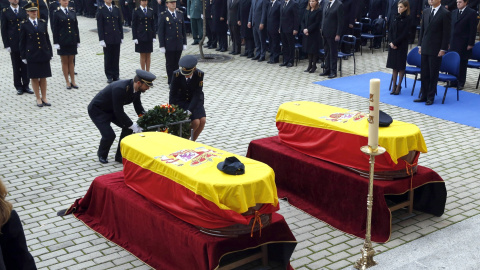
[160,11,165,14]
[174,70,180,77]
[98,6,103,9]
[39,19,46,22]
[148,7,153,10]
[177,10,183,13]
[3,8,7,12]
[135,7,138,10]
[55,7,60,10]
[197,70,203,77]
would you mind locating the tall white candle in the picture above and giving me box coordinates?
[368,79,380,151]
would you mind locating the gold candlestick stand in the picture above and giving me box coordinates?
[354,145,386,270]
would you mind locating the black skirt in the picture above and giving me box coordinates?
[386,43,408,70]
[57,45,78,55]
[27,61,52,78]
[135,41,153,53]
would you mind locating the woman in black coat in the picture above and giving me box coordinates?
[19,1,53,107]
[132,0,156,71]
[0,179,37,270]
[386,0,410,95]
[52,0,80,89]
[301,0,322,73]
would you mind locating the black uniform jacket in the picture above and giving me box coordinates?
[19,19,53,62]
[0,210,37,270]
[158,10,187,51]
[1,6,27,52]
[52,7,80,46]
[96,5,123,44]
[169,69,204,113]
[132,6,156,42]
[49,0,74,28]
[88,79,145,129]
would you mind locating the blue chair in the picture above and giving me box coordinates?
[294,34,303,66]
[406,47,422,96]
[318,35,356,76]
[438,51,461,104]
[467,42,480,88]
[360,18,385,54]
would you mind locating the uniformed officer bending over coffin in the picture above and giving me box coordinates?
[88,70,156,164]
[169,55,206,141]
[1,0,33,95]
[96,0,123,84]
[158,0,187,84]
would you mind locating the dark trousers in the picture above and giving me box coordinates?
[165,50,182,84]
[280,32,295,64]
[75,0,85,14]
[191,18,203,42]
[252,25,267,58]
[268,30,281,62]
[10,51,29,90]
[103,44,120,80]
[206,18,217,46]
[244,37,254,56]
[420,54,442,102]
[323,36,338,75]
[88,106,133,160]
[458,56,468,87]
[216,21,228,50]
[229,23,241,53]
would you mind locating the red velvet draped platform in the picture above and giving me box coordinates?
[246,136,447,243]
[65,172,297,270]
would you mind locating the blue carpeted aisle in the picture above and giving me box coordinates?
[315,71,480,128]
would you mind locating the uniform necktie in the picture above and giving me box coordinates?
[143,8,147,14]
[108,6,112,12]
[65,8,68,15]
[14,8,17,15]
[172,12,176,18]
[33,20,37,29]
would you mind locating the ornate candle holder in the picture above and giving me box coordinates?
[354,145,386,270]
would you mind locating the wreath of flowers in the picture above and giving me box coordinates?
[137,104,191,138]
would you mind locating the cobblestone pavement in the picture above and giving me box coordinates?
[1,16,479,270]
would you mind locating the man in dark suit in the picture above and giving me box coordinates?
[1,0,32,95]
[449,0,477,89]
[416,0,451,105]
[88,70,156,164]
[342,0,359,36]
[239,0,254,57]
[204,0,217,48]
[320,0,343,78]
[266,0,281,63]
[227,0,241,54]
[248,0,268,61]
[279,0,298,67]
[212,0,228,51]
[158,0,187,84]
[97,0,123,83]
[408,0,423,43]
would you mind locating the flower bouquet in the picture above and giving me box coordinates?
[137,104,191,139]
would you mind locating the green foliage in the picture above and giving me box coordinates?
[137,104,191,139]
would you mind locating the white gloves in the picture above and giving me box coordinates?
[100,40,106,47]
[153,38,156,43]
[54,44,60,50]
[129,123,143,133]
[160,47,166,53]
[6,47,11,53]
[22,59,27,64]
[121,39,123,44]
[77,43,80,48]
[133,39,138,44]
[187,15,190,19]
[185,110,192,116]
[201,14,203,19]
[183,45,187,51]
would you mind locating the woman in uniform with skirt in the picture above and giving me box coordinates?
[132,0,156,71]
[53,0,80,89]
[19,1,53,107]
[386,0,410,95]
[301,0,322,74]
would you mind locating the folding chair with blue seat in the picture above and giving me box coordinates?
[361,18,385,54]
[438,51,461,104]
[337,35,356,77]
[389,47,422,96]
[294,34,303,66]
[467,42,480,88]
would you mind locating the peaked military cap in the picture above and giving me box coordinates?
[179,55,198,76]
[23,1,38,11]
[165,0,176,2]
[136,69,156,87]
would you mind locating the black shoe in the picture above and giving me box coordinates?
[219,48,226,52]
[232,52,240,55]
[209,46,217,49]
[257,57,265,62]
[99,156,108,164]
[393,86,402,95]
[67,83,72,90]
[17,89,24,95]
[191,41,199,45]
[71,84,79,89]
[319,71,329,76]
[204,44,210,48]
[23,88,34,94]
[41,99,51,106]
[286,63,293,68]
[215,47,221,51]
[304,67,311,72]
[240,53,248,57]
[328,74,337,78]
[309,67,317,73]
[279,62,287,66]
[425,100,433,105]
[413,98,426,103]
[107,78,113,84]
[247,54,254,58]
[252,56,260,60]
[229,51,235,54]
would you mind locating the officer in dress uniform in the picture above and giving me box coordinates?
[169,55,206,141]
[48,0,73,29]
[1,0,33,95]
[132,0,156,71]
[88,69,156,164]
[21,0,49,23]
[158,0,186,84]
[96,0,123,83]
